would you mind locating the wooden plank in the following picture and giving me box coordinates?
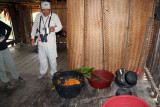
[14,51,37,68]
[11,45,35,59]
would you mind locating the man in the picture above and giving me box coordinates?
[0,21,23,89]
[31,1,63,79]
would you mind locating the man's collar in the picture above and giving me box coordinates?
[41,12,51,17]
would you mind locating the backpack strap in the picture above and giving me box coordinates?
[39,12,52,33]
[39,15,42,33]
[48,12,52,27]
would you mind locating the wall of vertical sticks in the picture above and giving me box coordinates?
[67,0,155,74]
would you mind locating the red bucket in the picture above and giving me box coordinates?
[103,95,149,107]
[88,70,114,89]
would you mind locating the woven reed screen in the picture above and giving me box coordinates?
[124,0,154,72]
[85,0,104,69]
[103,0,154,73]
[67,0,154,74]
[103,0,129,73]
[67,0,84,70]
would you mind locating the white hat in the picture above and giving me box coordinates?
[41,1,51,9]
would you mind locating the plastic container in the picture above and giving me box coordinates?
[88,70,114,89]
[52,71,85,99]
[103,95,149,107]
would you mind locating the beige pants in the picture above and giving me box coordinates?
[38,45,57,76]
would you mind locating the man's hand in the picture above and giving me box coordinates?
[50,26,55,32]
[30,39,35,46]
[0,35,5,43]
[0,38,4,43]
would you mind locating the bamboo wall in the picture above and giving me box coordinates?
[67,0,155,74]
[103,0,129,72]
[85,0,104,69]
[67,0,84,70]
[51,4,67,31]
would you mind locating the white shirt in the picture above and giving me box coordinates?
[31,12,63,47]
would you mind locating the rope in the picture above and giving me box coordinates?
[150,28,160,73]
[83,0,86,67]
[101,0,105,70]
[137,17,152,69]
[142,0,156,69]
[122,0,132,68]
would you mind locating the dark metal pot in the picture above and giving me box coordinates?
[52,71,85,99]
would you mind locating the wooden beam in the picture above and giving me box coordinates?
[0,0,39,2]
[0,1,66,5]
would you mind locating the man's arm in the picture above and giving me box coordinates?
[50,14,63,33]
[4,23,12,40]
[31,13,40,46]
[31,14,39,39]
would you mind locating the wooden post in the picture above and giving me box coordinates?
[8,4,21,44]
[18,5,27,43]
[22,5,31,43]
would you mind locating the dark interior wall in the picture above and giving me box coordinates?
[146,1,160,75]
[146,20,160,74]
[6,1,66,44]
[8,4,31,44]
